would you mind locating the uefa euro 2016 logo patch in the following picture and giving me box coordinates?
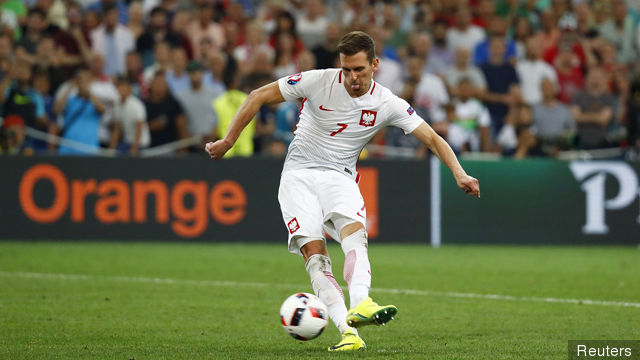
[407,106,415,115]
[287,73,302,85]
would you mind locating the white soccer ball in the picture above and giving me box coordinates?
[280,292,328,341]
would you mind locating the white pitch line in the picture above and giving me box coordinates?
[1,271,639,309]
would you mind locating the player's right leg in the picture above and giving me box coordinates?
[319,172,398,329]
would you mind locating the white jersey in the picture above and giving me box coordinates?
[277,69,424,180]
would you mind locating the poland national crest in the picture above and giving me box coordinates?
[287,217,300,234]
[360,110,377,127]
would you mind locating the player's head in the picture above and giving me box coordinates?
[337,31,379,97]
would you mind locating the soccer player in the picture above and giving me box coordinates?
[205,31,480,351]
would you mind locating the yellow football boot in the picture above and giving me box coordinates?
[327,329,366,351]
[346,297,398,328]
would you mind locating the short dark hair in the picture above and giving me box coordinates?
[150,6,166,17]
[337,31,376,64]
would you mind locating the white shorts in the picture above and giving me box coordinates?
[278,168,367,255]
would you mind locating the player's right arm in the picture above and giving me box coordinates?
[205,81,285,159]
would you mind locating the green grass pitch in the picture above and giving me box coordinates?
[1,242,638,359]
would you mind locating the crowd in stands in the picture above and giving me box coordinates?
[1,0,640,159]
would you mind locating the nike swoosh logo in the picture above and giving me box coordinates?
[319,105,334,111]
[356,212,364,218]
[330,343,355,350]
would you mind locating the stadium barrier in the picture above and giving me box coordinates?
[0,157,430,243]
[439,159,640,245]
[1,157,637,245]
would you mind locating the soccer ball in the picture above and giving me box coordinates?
[280,293,328,341]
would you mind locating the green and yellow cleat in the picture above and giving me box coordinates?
[346,297,398,328]
[328,329,366,351]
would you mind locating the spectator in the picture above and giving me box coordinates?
[297,50,316,72]
[31,69,57,149]
[553,43,585,104]
[31,36,65,92]
[234,21,274,75]
[296,0,328,50]
[144,70,187,149]
[127,1,144,41]
[512,16,533,61]
[571,68,616,149]
[539,10,560,54]
[124,51,145,98]
[142,41,171,86]
[54,53,119,148]
[473,17,517,66]
[0,62,46,152]
[83,10,101,35]
[52,3,91,76]
[90,5,134,76]
[166,46,190,95]
[517,36,558,105]
[0,114,25,154]
[187,3,225,60]
[370,26,402,95]
[0,35,14,79]
[410,55,450,127]
[15,8,49,63]
[110,76,149,155]
[445,47,487,98]
[597,0,636,64]
[136,6,184,67]
[480,35,521,135]
[407,32,437,76]
[273,32,298,80]
[311,22,340,70]
[170,9,195,60]
[268,11,305,57]
[86,0,128,25]
[532,77,576,155]
[175,61,223,144]
[445,77,491,153]
[52,67,105,155]
[429,19,454,77]
[496,102,536,158]
[203,49,227,93]
[446,6,486,52]
[213,71,255,158]
[474,0,496,29]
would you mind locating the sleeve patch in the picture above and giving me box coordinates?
[407,106,415,115]
[287,73,302,85]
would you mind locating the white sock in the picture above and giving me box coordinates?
[341,229,371,309]
[305,254,356,335]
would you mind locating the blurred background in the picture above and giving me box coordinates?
[0,0,639,245]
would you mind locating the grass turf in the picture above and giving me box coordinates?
[0,242,638,359]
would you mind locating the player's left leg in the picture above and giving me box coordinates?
[338,222,398,328]
[301,239,366,351]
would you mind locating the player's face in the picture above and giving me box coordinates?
[340,51,378,97]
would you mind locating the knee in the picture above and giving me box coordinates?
[340,222,366,241]
[341,227,368,253]
[299,238,328,261]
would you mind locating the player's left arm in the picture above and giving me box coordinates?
[412,122,480,198]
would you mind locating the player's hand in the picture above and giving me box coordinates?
[205,139,232,159]
[456,174,480,198]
